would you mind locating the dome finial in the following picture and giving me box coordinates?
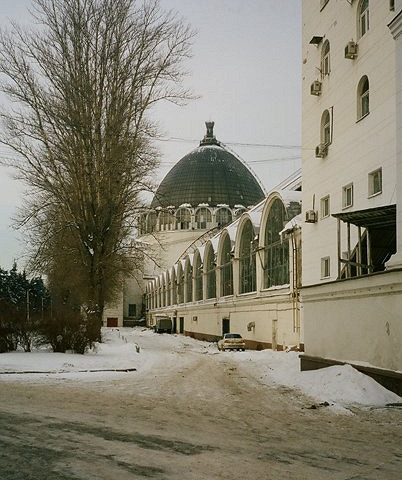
[200,120,220,146]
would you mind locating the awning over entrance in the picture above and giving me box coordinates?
[332,204,396,229]
[332,205,396,279]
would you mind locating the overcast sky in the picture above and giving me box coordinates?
[0,0,301,270]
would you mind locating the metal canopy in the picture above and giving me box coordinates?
[309,36,323,45]
[332,205,396,229]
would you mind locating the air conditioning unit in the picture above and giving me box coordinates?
[305,210,317,223]
[345,41,358,59]
[310,80,322,96]
[315,143,328,158]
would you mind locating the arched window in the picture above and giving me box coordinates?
[171,270,177,305]
[357,76,369,119]
[321,40,330,76]
[263,199,289,288]
[146,212,157,233]
[185,260,193,303]
[321,109,331,146]
[166,272,171,306]
[220,234,233,297]
[195,208,212,229]
[239,220,257,294]
[194,253,203,301]
[161,279,166,307]
[216,208,232,228]
[235,208,246,219]
[205,245,216,299]
[177,264,184,304]
[159,210,175,231]
[176,208,191,230]
[358,0,369,38]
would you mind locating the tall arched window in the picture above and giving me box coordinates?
[146,212,157,233]
[321,109,331,146]
[161,278,166,307]
[357,76,369,119]
[205,245,216,299]
[220,234,233,297]
[185,260,193,303]
[177,264,184,304]
[195,208,212,229]
[263,199,289,288]
[171,270,177,305]
[176,208,191,230]
[321,40,330,76]
[216,208,232,228]
[358,0,369,38]
[194,253,203,301]
[166,272,171,306]
[239,220,257,294]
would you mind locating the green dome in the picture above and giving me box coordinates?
[151,122,265,209]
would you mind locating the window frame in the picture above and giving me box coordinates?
[321,109,332,146]
[321,257,331,279]
[239,220,257,294]
[358,0,369,39]
[357,76,369,120]
[321,40,330,77]
[205,245,216,299]
[263,199,289,289]
[219,234,233,297]
[368,168,382,198]
[320,195,330,219]
[342,183,354,209]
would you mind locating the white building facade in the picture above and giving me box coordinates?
[146,182,303,351]
[301,0,402,392]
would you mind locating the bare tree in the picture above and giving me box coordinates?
[0,0,194,340]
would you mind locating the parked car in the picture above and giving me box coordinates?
[153,316,172,334]
[218,333,246,351]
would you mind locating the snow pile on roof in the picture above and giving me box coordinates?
[280,213,302,236]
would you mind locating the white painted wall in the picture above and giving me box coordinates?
[302,270,402,371]
[302,0,397,285]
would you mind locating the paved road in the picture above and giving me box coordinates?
[0,335,401,479]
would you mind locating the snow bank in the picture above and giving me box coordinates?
[232,349,400,409]
[0,328,400,410]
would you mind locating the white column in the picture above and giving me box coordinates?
[387,11,402,269]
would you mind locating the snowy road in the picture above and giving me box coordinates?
[0,329,401,479]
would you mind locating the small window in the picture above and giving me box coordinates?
[357,76,369,120]
[342,183,353,209]
[358,0,369,39]
[128,304,136,317]
[368,168,382,197]
[390,0,395,11]
[321,41,330,76]
[320,195,330,219]
[321,257,330,279]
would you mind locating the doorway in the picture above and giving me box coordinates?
[107,317,118,327]
[179,317,184,334]
[222,317,230,336]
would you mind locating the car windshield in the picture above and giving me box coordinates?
[225,334,242,339]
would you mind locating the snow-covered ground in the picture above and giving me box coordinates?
[0,327,400,411]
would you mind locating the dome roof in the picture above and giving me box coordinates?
[151,122,265,209]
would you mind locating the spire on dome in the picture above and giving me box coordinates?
[200,121,220,146]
